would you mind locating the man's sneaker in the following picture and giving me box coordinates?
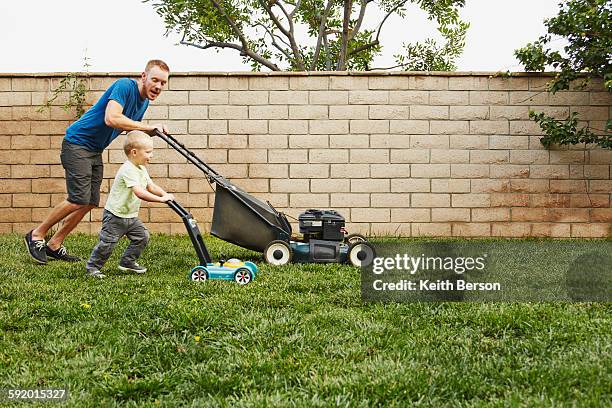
[46,245,81,262]
[24,230,47,264]
[118,261,147,274]
[87,268,106,279]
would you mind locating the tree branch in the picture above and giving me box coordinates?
[337,0,353,70]
[276,1,292,21]
[258,1,290,37]
[256,19,292,49]
[205,0,283,70]
[369,62,410,71]
[311,0,334,71]
[289,0,302,19]
[273,0,306,70]
[259,0,305,70]
[349,0,371,41]
[255,22,293,61]
[349,39,379,56]
[181,40,243,52]
[323,33,331,71]
[180,40,281,71]
[209,0,249,49]
[376,0,407,42]
[347,0,405,59]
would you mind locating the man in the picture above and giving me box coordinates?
[25,59,170,264]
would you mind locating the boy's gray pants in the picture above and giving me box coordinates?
[87,210,150,270]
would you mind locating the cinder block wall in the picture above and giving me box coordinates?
[1,72,610,237]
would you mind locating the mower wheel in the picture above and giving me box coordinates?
[347,241,375,267]
[190,266,209,282]
[234,268,253,285]
[345,233,367,245]
[264,240,292,265]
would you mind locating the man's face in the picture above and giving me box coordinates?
[141,66,168,100]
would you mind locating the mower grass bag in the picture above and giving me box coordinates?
[211,178,291,252]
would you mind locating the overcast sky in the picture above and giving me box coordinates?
[0,0,561,73]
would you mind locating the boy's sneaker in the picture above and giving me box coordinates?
[118,261,147,274]
[46,245,81,262]
[24,230,47,264]
[87,268,106,279]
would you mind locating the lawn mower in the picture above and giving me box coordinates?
[167,199,257,284]
[155,130,375,267]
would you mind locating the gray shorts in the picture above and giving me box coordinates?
[60,140,103,206]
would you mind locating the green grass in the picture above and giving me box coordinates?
[0,234,610,407]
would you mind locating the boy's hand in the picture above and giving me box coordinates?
[161,193,175,202]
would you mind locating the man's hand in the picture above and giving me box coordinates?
[146,123,169,135]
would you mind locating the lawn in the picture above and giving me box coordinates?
[0,233,610,407]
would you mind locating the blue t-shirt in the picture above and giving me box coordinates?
[65,78,149,152]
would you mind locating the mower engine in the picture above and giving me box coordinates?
[298,209,345,242]
[266,208,373,265]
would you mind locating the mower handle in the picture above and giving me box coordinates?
[165,199,212,265]
[152,129,220,178]
[166,199,187,216]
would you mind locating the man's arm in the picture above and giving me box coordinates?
[105,100,167,134]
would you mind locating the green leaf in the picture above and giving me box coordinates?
[516,0,611,149]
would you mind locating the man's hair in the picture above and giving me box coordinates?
[123,130,153,156]
[145,59,170,73]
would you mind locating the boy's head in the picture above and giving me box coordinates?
[124,131,154,166]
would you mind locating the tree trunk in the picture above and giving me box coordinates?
[337,0,353,71]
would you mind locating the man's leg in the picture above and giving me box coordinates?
[25,199,86,264]
[31,200,85,242]
[47,204,96,250]
[46,141,103,254]
[47,152,104,258]
[26,140,101,263]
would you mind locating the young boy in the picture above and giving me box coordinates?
[86,130,174,278]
